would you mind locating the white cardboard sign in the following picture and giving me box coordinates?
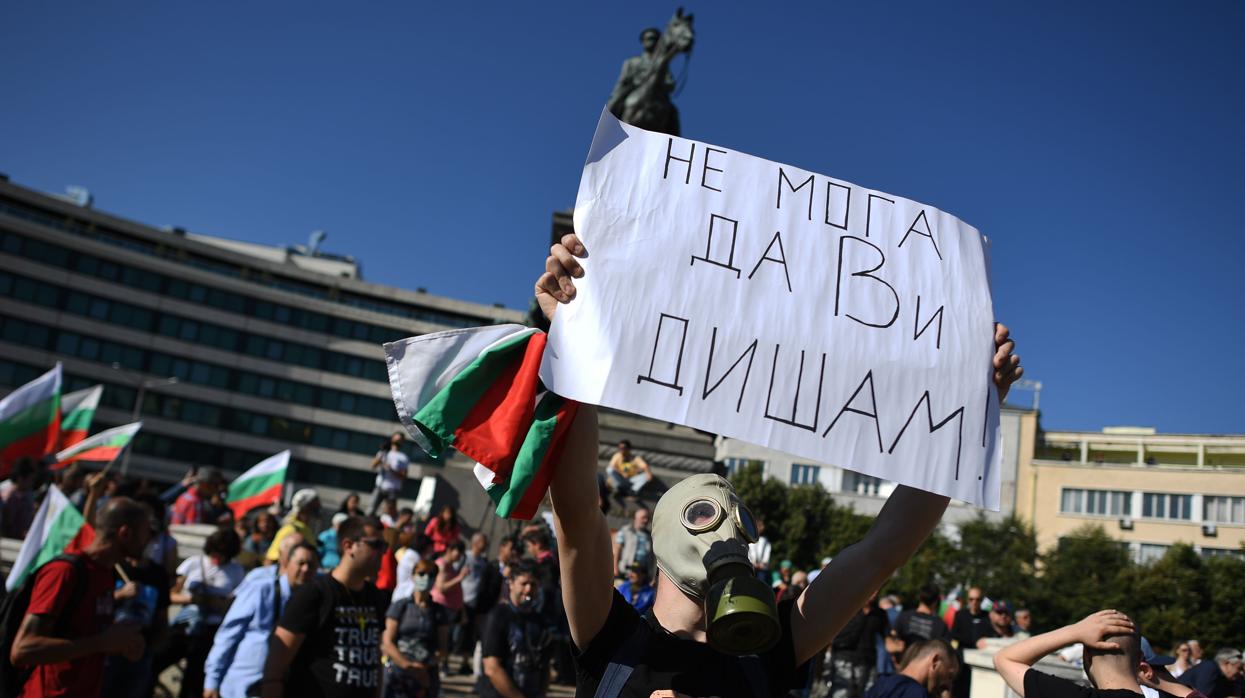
[541,110,1001,508]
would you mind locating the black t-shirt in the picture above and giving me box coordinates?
[950,609,989,651]
[893,610,949,645]
[832,607,887,662]
[1023,668,1144,698]
[572,589,805,698]
[479,601,554,698]
[866,673,930,698]
[278,574,390,698]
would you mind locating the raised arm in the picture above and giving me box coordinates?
[536,234,614,648]
[790,323,1023,666]
[993,611,1134,696]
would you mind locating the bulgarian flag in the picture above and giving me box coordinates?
[51,421,142,469]
[58,385,104,450]
[225,450,290,518]
[0,363,62,477]
[5,485,94,592]
[386,325,580,520]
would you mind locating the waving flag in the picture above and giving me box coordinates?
[5,485,94,592]
[386,325,579,520]
[0,363,62,476]
[58,384,103,450]
[225,450,290,518]
[52,421,142,469]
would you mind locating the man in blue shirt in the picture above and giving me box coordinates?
[619,562,656,615]
[204,542,320,698]
[866,639,959,698]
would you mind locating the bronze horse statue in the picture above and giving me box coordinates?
[607,8,695,136]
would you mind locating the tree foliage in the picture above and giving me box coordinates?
[729,467,1245,651]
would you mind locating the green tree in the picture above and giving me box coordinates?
[1034,524,1131,630]
[1200,553,1245,649]
[946,514,1040,608]
[885,529,959,602]
[1116,545,1207,649]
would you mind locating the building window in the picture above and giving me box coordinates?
[1199,547,1245,561]
[1204,496,1245,525]
[790,463,820,486]
[843,471,883,496]
[1136,543,1169,564]
[723,458,763,476]
[1060,488,1131,516]
[1141,493,1193,521]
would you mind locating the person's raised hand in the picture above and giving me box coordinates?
[1072,610,1135,650]
[992,323,1023,402]
[535,233,587,323]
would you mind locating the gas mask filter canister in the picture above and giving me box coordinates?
[652,473,781,655]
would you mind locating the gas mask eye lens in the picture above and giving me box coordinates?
[682,499,721,531]
[734,503,759,543]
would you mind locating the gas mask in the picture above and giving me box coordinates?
[413,573,432,593]
[652,473,780,655]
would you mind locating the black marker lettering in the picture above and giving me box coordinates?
[764,344,826,432]
[835,236,900,329]
[865,194,895,238]
[776,168,814,221]
[663,138,695,185]
[822,370,884,453]
[701,147,727,192]
[913,296,944,349]
[888,390,965,480]
[898,210,943,260]
[691,213,742,278]
[702,327,758,413]
[824,181,851,231]
[747,231,793,293]
[636,312,689,395]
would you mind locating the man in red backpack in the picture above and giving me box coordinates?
[10,497,150,697]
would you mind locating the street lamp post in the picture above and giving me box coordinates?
[109,363,178,479]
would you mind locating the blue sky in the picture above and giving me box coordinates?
[3,2,1242,434]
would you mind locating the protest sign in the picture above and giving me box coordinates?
[541,109,1002,508]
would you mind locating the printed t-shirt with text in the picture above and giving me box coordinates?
[278,574,389,698]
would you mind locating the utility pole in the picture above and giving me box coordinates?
[109,363,178,479]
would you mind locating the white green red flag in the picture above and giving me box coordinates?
[0,363,62,477]
[5,485,94,592]
[51,421,142,469]
[58,385,104,450]
[225,450,290,518]
[386,325,579,521]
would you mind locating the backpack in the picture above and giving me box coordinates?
[0,553,88,698]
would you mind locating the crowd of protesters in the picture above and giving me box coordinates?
[1,433,1241,698]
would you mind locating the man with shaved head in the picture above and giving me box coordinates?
[994,610,1141,698]
[866,639,959,698]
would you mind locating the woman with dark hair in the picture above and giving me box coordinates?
[165,528,245,698]
[423,504,462,557]
[339,492,364,517]
[241,510,278,567]
[382,559,451,697]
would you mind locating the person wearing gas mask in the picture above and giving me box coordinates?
[534,232,1025,698]
[381,559,452,697]
[479,559,555,698]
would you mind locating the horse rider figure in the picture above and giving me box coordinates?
[607,9,694,137]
